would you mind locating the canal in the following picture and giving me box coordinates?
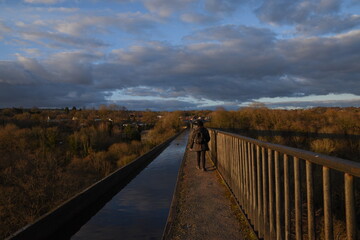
[71,130,189,240]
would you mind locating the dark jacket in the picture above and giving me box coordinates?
[189,127,210,151]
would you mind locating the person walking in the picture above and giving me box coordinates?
[188,120,210,171]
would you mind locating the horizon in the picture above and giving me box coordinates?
[0,0,360,110]
[1,104,359,112]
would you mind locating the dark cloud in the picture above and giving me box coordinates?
[108,99,199,111]
[256,0,360,35]
[278,31,360,95]
[0,82,107,108]
[0,60,38,85]
[295,14,360,35]
[93,25,359,105]
[0,51,100,86]
[1,23,359,109]
[256,0,337,25]
[185,24,276,43]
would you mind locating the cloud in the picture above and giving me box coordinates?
[22,48,41,56]
[264,97,360,109]
[44,51,99,85]
[142,0,196,17]
[256,0,333,25]
[54,12,158,36]
[276,32,360,98]
[102,25,360,104]
[180,13,219,24]
[33,7,79,12]
[21,31,109,49]
[1,17,360,109]
[0,21,12,32]
[0,60,36,85]
[254,93,360,106]
[296,14,360,35]
[107,99,198,111]
[256,0,360,35]
[0,20,12,40]
[0,17,109,51]
[0,82,107,108]
[204,0,249,14]
[0,51,101,86]
[185,24,276,43]
[0,8,158,54]
[0,51,107,108]
[24,0,63,4]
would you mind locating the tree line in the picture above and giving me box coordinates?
[207,106,360,162]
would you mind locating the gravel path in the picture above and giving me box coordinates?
[163,149,257,240]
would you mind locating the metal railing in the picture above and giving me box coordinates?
[208,129,360,240]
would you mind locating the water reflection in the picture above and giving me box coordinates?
[72,131,188,240]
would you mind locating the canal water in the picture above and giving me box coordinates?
[71,130,189,240]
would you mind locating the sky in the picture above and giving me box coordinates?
[0,0,359,110]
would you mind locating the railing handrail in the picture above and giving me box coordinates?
[213,129,360,177]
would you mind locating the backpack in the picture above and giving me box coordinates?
[194,130,205,144]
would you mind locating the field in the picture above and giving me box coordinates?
[0,107,188,239]
[207,107,360,162]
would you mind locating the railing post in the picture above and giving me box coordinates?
[245,141,250,217]
[283,154,291,240]
[231,137,236,197]
[251,143,257,227]
[242,140,247,211]
[213,130,218,167]
[275,151,283,240]
[294,157,302,240]
[247,142,252,221]
[227,136,232,192]
[344,173,356,240]
[234,138,239,202]
[268,149,275,239]
[306,161,315,240]
[237,139,242,205]
[323,166,333,240]
[256,145,264,238]
[240,140,245,207]
[262,147,269,239]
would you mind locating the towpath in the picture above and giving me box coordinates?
[163,148,257,240]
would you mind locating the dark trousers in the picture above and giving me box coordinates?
[196,151,206,169]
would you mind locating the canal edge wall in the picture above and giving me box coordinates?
[162,133,189,240]
[7,130,184,240]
